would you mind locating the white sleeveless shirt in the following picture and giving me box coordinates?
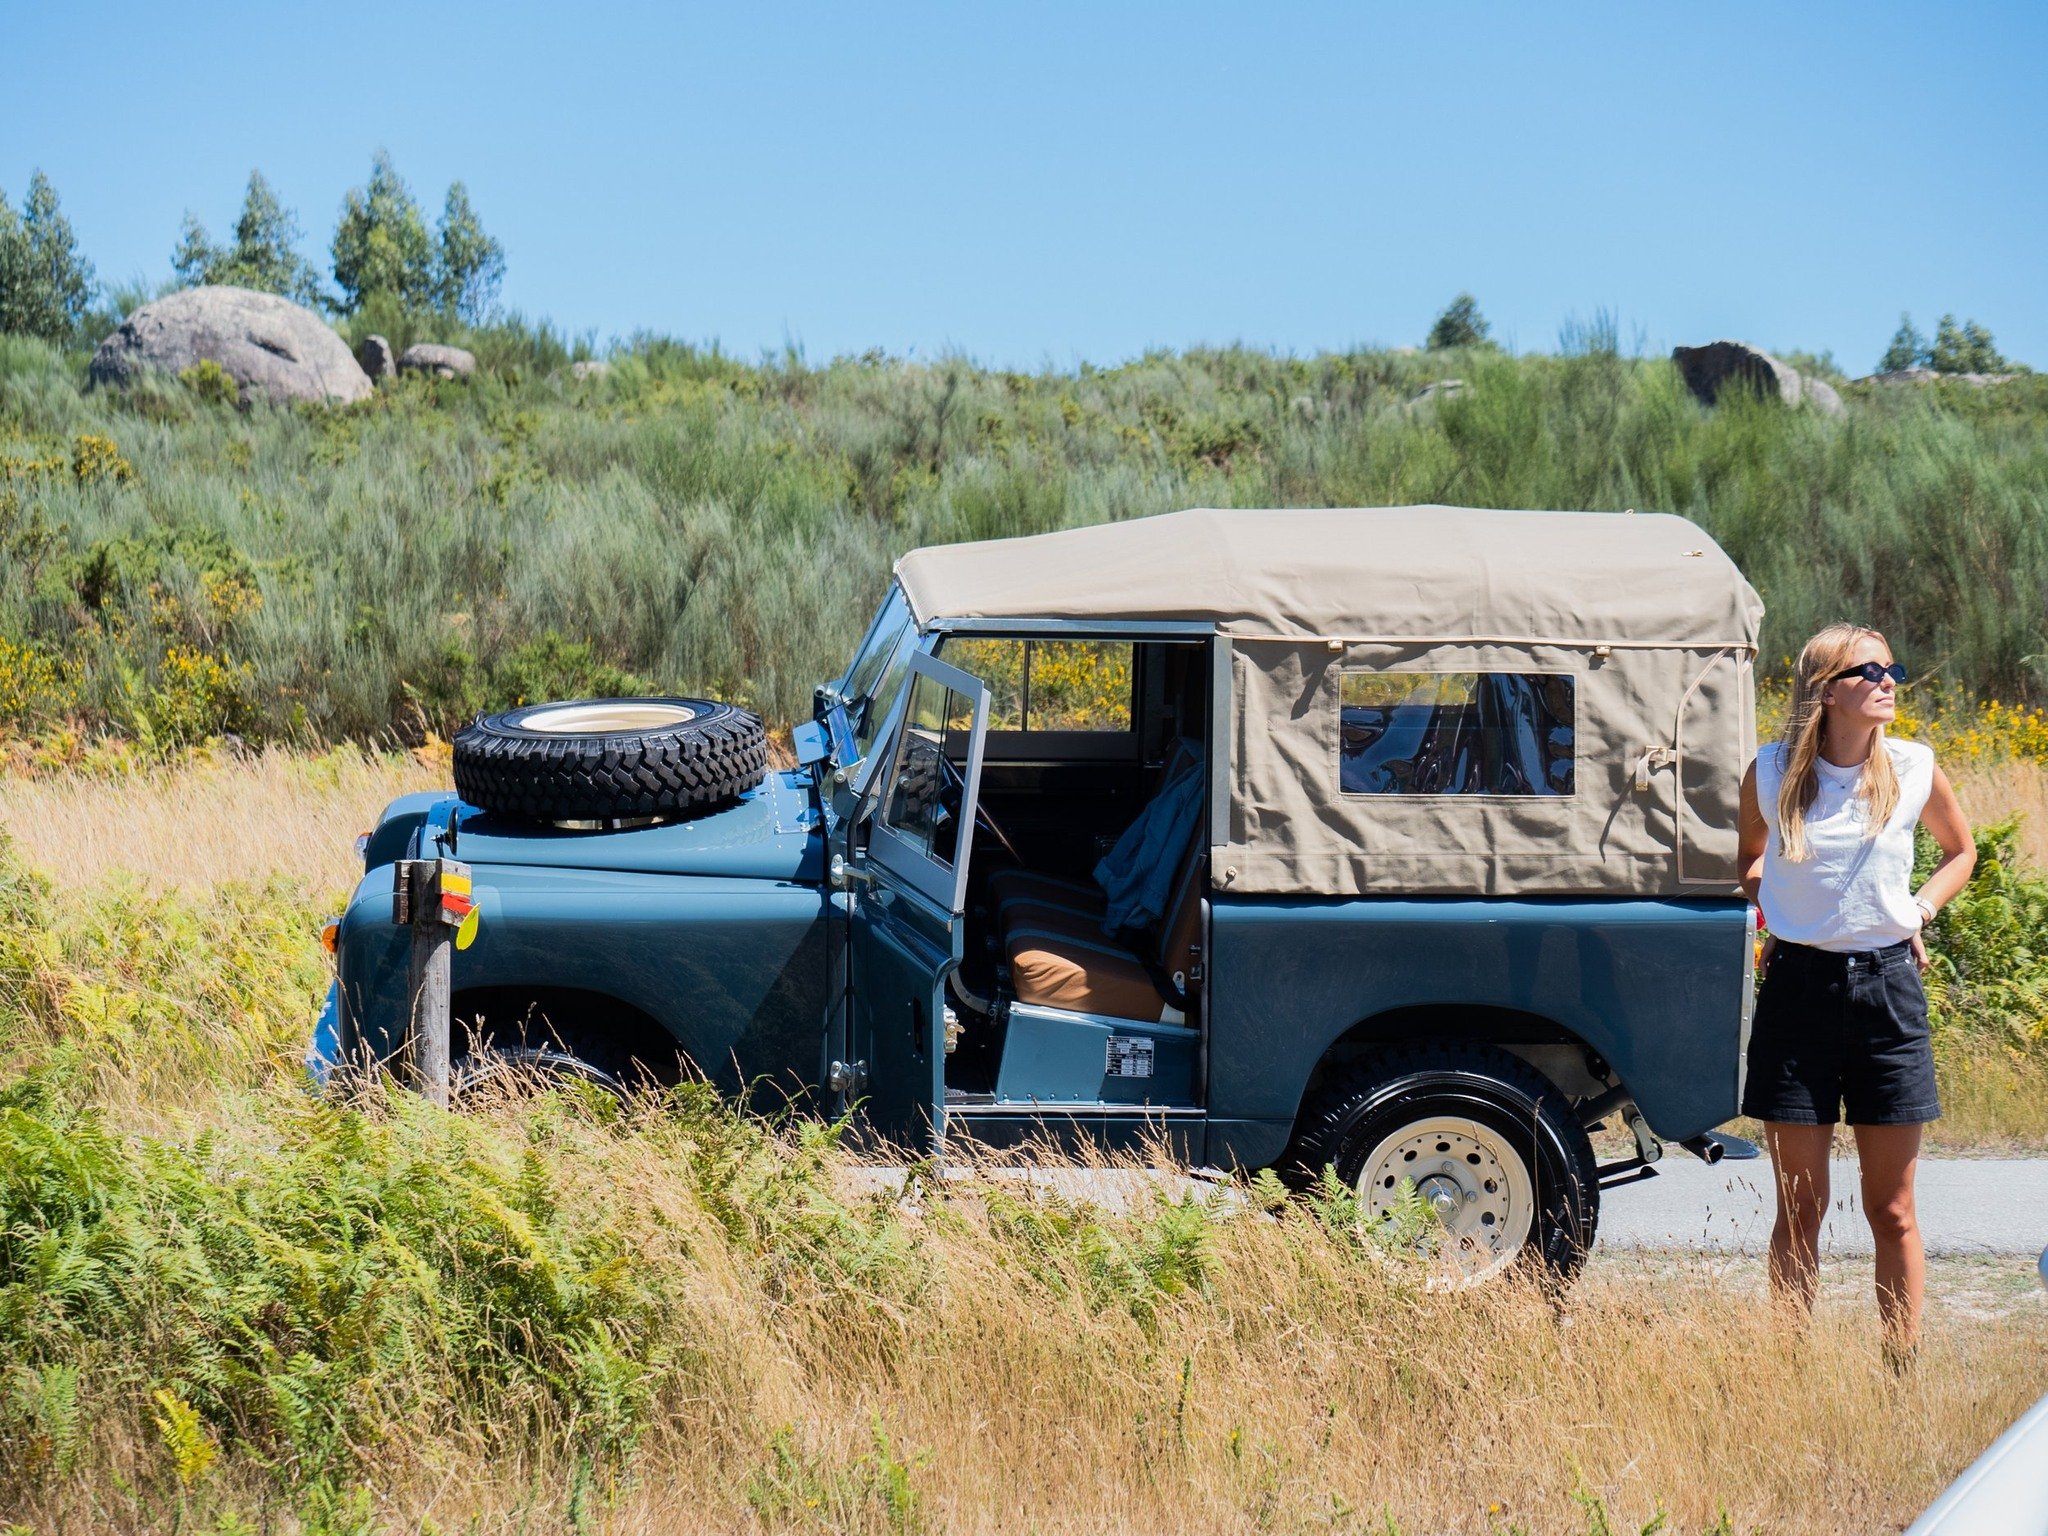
[1754,737,1935,951]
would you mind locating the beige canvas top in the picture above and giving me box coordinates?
[894,507,1764,899]
[895,506,1762,649]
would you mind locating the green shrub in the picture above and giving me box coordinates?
[1919,816,2048,1051]
[177,359,241,407]
[2,336,2047,745]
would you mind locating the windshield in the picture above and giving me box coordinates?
[836,584,920,767]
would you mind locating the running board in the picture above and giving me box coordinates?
[947,1103,1205,1120]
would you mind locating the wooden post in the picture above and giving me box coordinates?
[393,857,472,1107]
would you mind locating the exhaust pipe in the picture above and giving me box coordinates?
[1679,1132,1726,1164]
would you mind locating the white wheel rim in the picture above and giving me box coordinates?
[1357,1114,1536,1286]
[521,702,696,734]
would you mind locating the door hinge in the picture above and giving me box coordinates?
[828,1059,869,1094]
[830,853,874,888]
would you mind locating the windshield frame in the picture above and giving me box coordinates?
[810,582,930,823]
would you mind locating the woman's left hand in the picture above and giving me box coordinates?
[1909,929,1930,974]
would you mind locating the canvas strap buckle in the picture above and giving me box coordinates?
[1632,745,1675,791]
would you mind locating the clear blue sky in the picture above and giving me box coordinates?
[5,1,2043,372]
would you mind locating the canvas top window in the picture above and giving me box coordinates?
[1340,671,1575,797]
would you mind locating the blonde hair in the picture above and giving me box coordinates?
[1775,623,1901,862]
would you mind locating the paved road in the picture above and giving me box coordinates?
[861,1156,2048,1257]
[1595,1155,2048,1257]
[882,1156,2048,1257]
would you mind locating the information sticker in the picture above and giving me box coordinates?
[1105,1036,1156,1079]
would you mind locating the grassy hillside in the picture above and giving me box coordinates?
[3,332,2047,750]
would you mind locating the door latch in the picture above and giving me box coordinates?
[829,853,874,889]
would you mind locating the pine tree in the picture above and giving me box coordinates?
[330,152,434,314]
[169,214,220,289]
[0,171,96,342]
[1928,314,2005,375]
[435,182,505,325]
[171,172,321,305]
[1877,313,1928,373]
[1427,293,1489,350]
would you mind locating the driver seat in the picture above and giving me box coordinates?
[1000,844,1203,1023]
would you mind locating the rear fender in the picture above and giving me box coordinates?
[1207,895,1752,1165]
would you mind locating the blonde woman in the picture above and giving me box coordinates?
[1736,624,1975,1357]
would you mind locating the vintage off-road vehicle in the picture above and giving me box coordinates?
[315,505,1764,1279]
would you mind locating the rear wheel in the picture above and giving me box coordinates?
[1286,1040,1599,1286]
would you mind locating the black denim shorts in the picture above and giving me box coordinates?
[1740,939,1941,1126]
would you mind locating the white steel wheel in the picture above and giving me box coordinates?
[1357,1114,1537,1287]
[519,701,698,734]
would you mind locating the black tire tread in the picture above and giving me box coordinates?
[452,696,768,823]
[1284,1039,1600,1279]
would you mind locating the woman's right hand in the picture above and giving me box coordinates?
[1759,933,1778,974]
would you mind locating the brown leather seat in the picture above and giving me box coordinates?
[1003,846,1203,1021]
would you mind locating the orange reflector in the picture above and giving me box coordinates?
[320,919,341,956]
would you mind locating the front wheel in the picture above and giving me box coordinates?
[1286,1040,1600,1287]
[451,1046,629,1105]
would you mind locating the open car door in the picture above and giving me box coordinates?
[846,652,991,1150]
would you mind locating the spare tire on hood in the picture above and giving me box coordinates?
[453,697,769,823]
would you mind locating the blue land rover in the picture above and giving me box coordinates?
[317,505,1763,1281]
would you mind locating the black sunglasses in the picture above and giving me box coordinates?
[1829,661,1907,687]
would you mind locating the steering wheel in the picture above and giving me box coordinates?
[937,752,1022,862]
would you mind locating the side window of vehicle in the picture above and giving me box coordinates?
[943,639,1133,732]
[1339,672,1575,796]
[882,667,979,865]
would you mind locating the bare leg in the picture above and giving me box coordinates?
[1853,1122,1926,1353]
[1765,1123,1835,1315]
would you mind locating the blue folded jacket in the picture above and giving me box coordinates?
[1093,742,1203,935]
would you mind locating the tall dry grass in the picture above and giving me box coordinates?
[1954,755,2048,872]
[0,745,439,897]
[2,1079,2042,1536]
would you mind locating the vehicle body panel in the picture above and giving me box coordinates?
[335,815,830,1103]
[844,652,994,1148]
[846,884,951,1146]
[995,1004,1200,1106]
[1205,894,1751,1166]
[451,771,823,883]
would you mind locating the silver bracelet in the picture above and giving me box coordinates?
[1913,895,1937,926]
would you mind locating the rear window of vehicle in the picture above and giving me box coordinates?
[1339,672,1575,796]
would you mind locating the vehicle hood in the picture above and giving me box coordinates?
[449,769,824,883]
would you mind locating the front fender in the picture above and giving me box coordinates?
[336,861,831,1097]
